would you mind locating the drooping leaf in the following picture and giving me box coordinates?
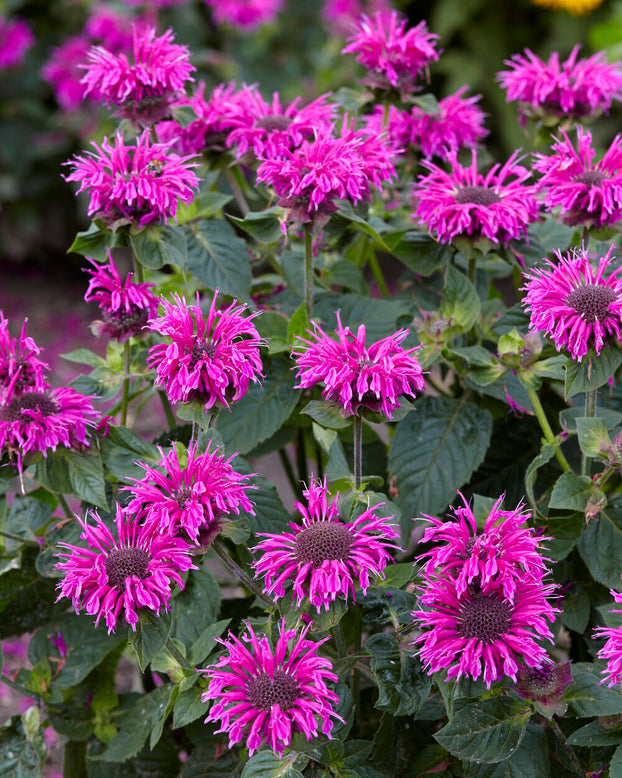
[172,567,221,647]
[185,219,251,300]
[565,348,622,399]
[229,206,285,244]
[439,265,481,333]
[128,611,172,672]
[578,507,622,589]
[130,225,188,271]
[460,720,550,777]
[366,633,431,716]
[564,663,622,717]
[240,750,308,778]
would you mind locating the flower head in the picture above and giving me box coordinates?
[0,386,98,473]
[42,36,94,111]
[63,129,200,229]
[55,505,194,633]
[413,575,557,688]
[147,292,264,411]
[253,477,400,612]
[0,17,33,69]
[362,104,411,159]
[202,621,341,756]
[521,245,622,362]
[409,87,488,160]
[124,440,255,545]
[0,313,49,402]
[412,149,540,246]
[84,6,138,52]
[292,311,424,419]
[84,251,159,341]
[204,0,284,30]
[595,590,622,686]
[257,118,395,232]
[342,11,440,97]
[225,85,336,161]
[533,127,622,229]
[516,661,573,716]
[321,0,393,36]
[418,493,550,603]
[497,46,622,126]
[81,26,195,126]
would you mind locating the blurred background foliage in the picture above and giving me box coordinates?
[1,0,622,267]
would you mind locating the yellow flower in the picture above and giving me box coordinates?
[530,0,604,14]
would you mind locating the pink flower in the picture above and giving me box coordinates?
[42,36,94,111]
[124,440,255,545]
[292,311,425,419]
[417,493,551,603]
[81,26,195,126]
[412,149,540,246]
[0,313,49,402]
[55,505,195,634]
[156,81,244,156]
[0,17,33,69]
[533,127,622,229]
[516,661,573,711]
[521,245,622,362]
[413,575,557,689]
[321,0,393,36]
[595,591,622,686]
[341,11,440,96]
[410,87,488,160]
[0,386,98,473]
[121,0,188,6]
[147,292,264,411]
[361,104,411,158]
[497,46,622,125]
[225,85,336,161]
[253,477,399,612]
[204,0,283,30]
[63,129,200,229]
[84,250,159,342]
[257,118,395,232]
[84,5,137,52]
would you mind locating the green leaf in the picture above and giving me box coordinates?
[366,633,431,716]
[100,425,160,481]
[549,472,595,512]
[242,474,291,536]
[64,448,108,509]
[172,567,221,647]
[220,516,250,544]
[60,348,107,367]
[188,618,231,666]
[67,223,123,262]
[240,751,308,778]
[388,397,493,540]
[302,400,350,430]
[172,685,209,729]
[175,399,215,432]
[391,231,453,276]
[578,507,622,589]
[0,715,45,777]
[334,200,391,250]
[229,206,285,244]
[460,720,549,777]
[217,360,301,455]
[439,265,481,332]
[561,588,590,633]
[564,348,622,399]
[185,219,251,300]
[129,612,172,672]
[565,663,622,717]
[612,744,622,778]
[287,301,311,344]
[434,697,531,763]
[524,444,555,514]
[567,719,622,748]
[575,416,611,457]
[4,497,52,545]
[176,192,233,224]
[313,294,413,343]
[411,92,441,113]
[130,225,188,271]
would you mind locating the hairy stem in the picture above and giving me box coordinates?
[332,621,348,660]
[353,414,363,489]
[525,386,572,472]
[582,389,598,476]
[213,538,274,606]
[304,227,314,314]
[120,340,131,427]
[0,529,39,547]
[549,717,586,776]
[367,248,389,298]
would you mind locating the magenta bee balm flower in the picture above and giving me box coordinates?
[342,11,440,96]
[84,251,159,341]
[81,26,196,126]
[595,589,622,686]
[497,46,622,125]
[533,127,622,229]
[64,130,200,229]
[0,314,49,401]
[204,0,283,30]
[522,245,622,362]
[147,292,264,411]
[124,440,255,545]
[413,149,540,246]
[55,505,194,634]
[292,312,425,419]
[252,477,400,612]
[202,621,341,756]
[0,17,33,69]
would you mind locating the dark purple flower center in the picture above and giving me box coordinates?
[566,283,617,323]
[255,115,293,132]
[455,186,501,207]
[0,358,38,390]
[246,669,300,711]
[104,546,151,591]
[574,170,606,189]
[101,306,151,337]
[523,664,555,694]
[0,391,58,422]
[294,522,353,566]
[191,340,217,366]
[457,536,477,561]
[175,488,192,508]
[457,593,512,644]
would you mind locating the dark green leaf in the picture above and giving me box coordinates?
[335,201,390,250]
[313,294,413,343]
[561,589,590,633]
[578,507,622,589]
[172,567,221,647]
[391,231,453,276]
[567,719,622,747]
[130,225,188,271]
[240,751,308,778]
[177,192,233,224]
[229,206,285,244]
[565,663,622,717]
[524,444,555,514]
[366,633,431,716]
[60,349,107,368]
[302,401,350,430]
[172,685,209,729]
[388,397,492,540]
[565,348,622,399]
[185,220,251,300]
[549,473,595,512]
[439,265,481,332]
[287,301,311,344]
[64,449,108,509]
[575,416,611,458]
[68,224,124,262]
[128,612,172,672]
[217,360,301,455]
[188,618,231,666]
[4,497,52,544]
[612,744,622,778]
[0,715,45,778]
[460,720,549,777]
[434,697,531,763]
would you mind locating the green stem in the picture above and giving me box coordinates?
[143,610,194,672]
[158,390,176,429]
[304,227,314,314]
[278,448,302,500]
[0,673,42,700]
[226,166,250,216]
[132,255,145,283]
[381,100,390,129]
[63,739,86,778]
[296,430,309,486]
[213,538,274,606]
[332,621,348,661]
[367,248,389,298]
[353,414,363,489]
[525,386,572,472]
[120,340,131,427]
[467,256,477,289]
[582,389,598,476]
[0,530,39,547]
[549,717,585,777]
[56,493,73,519]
